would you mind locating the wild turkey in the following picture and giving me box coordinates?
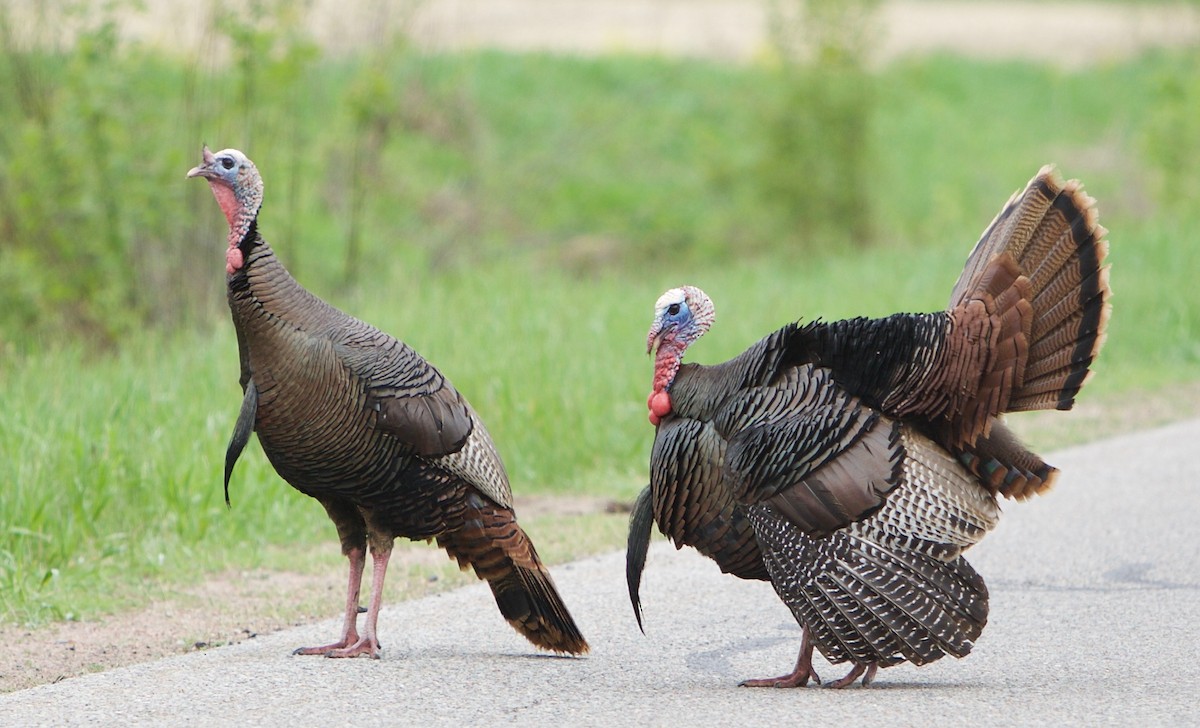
[631,165,1110,687]
[187,146,587,658]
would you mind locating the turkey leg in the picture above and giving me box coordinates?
[323,544,391,659]
[739,626,822,688]
[292,546,365,656]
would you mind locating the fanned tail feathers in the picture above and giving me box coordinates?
[952,165,1112,415]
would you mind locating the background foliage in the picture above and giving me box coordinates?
[1,0,1199,624]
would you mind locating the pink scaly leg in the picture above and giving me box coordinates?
[740,627,823,688]
[324,545,391,659]
[293,546,365,656]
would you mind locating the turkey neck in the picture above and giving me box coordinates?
[224,230,368,490]
[226,232,340,350]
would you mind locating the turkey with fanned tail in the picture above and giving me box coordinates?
[629,165,1110,687]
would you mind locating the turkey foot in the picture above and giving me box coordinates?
[292,624,361,656]
[740,628,822,688]
[739,665,822,689]
[323,635,381,659]
[827,662,878,689]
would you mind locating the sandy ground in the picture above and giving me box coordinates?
[0,571,334,694]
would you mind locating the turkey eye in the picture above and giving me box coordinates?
[220,157,235,170]
[667,303,681,316]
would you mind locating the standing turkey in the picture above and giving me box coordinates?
[630,165,1109,687]
[187,146,587,658]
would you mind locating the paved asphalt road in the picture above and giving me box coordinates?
[4,418,1199,726]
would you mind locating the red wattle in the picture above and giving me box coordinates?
[649,390,672,419]
[648,411,660,426]
[226,246,244,274]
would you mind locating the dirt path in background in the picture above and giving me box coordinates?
[14,1,1200,67]
[402,0,1200,67]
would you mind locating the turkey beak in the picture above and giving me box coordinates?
[186,145,217,179]
[646,325,664,356]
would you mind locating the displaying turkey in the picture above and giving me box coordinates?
[630,165,1110,687]
[187,146,587,658]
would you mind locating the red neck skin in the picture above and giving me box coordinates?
[209,181,252,273]
[652,337,686,395]
[648,334,689,425]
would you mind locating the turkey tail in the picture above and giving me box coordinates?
[955,419,1059,500]
[951,165,1112,414]
[437,494,589,655]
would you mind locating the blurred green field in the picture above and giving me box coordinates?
[3,233,1197,624]
[2,6,1199,626]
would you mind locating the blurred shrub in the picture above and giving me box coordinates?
[0,0,322,345]
[0,0,1194,351]
[1142,47,1200,213]
[0,3,154,342]
[756,0,880,250]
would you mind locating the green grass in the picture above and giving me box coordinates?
[2,32,1200,625]
[3,239,1198,624]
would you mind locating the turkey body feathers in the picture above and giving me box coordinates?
[232,226,586,655]
[751,509,989,668]
[649,417,770,582]
[666,361,997,669]
[227,245,499,506]
[645,328,814,583]
[716,367,905,537]
[635,165,1110,686]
